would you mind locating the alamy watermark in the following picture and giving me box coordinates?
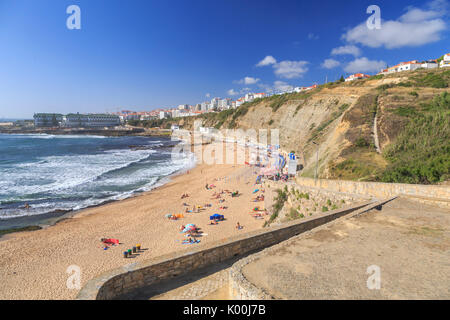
[66,264,81,290]
[171,120,281,167]
[367,5,381,30]
[366,265,381,290]
[66,5,81,30]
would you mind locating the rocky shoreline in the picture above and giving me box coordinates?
[0,126,172,137]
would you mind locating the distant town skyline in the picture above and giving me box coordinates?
[0,0,449,118]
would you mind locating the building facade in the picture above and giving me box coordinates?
[33,113,63,127]
[34,113,120,128]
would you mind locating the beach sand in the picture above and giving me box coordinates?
[0,142,267,299]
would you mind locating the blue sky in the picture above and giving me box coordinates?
[0,0,448,118]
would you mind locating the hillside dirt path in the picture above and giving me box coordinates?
[373,110,381,154]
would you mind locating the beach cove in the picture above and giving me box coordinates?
[0,142,267,299]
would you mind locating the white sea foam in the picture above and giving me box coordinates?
[0,143,195,219]
[7,133,108,139]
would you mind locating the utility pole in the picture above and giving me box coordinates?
[312,141,319,182]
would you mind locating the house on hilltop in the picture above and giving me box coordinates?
[440,53,450,68]
[345,73,370,82]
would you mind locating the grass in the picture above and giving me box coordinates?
[308,103,350,143]
[288,207,304,220]
[328,150,387,181]
[269,94,288,112]
[378,92,450,184]
[265,188,288,226]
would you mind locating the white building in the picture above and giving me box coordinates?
[33,113,63,127]
[210,98,220,110]
[201,101,210,111]
[397,60,422,72]
[159,111,171,119]
[218,98,232,110]
[421,60,438,69]
[440,53,450,68]
[345,73,371,82]
[171,109,180,118]
[379,60,421,75]
[178,104,189,110]
[235,98,245,108]
[57,113,120,128]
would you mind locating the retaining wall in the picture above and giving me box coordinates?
[77,201,374,300]
[295,177,450,208]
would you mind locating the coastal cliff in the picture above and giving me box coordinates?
[172,68,450,184]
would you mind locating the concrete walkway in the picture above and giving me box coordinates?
[239,197,450,299]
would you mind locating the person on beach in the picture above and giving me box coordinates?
[236,222,242,230]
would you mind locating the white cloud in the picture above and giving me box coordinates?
[344,57,386,73]
[342,1,447,49]
[205,93,211,98]
[234,76,260,85]
[256,55,277,67]
[321,59,341,69]
[273,81,294,92]
[227,88,252,96]
[331,45,361,57]
[273,60,309,79]
[308,33,319,40]
[227,89,239,96]
[257,56,309,79]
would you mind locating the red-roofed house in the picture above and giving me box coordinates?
[345,73,370,82]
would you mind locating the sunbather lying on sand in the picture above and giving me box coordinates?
[101,238,119,246]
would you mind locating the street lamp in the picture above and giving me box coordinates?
[312,141,319,182]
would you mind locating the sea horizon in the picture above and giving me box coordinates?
[0,133,194,230]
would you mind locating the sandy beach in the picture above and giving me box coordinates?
[0,142,267,299]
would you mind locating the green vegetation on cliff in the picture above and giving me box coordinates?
[379,92,450,184]
[131,68,449,185]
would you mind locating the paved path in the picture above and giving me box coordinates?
[241,197,450,299]
[373,111,381,154]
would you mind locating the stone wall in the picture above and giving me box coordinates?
[264,180,372,225]
[295,177,450,208]
[77,201,375,300]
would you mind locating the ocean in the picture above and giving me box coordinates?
[0,133,194,229]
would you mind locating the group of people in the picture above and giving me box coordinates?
[253,194,264,202]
